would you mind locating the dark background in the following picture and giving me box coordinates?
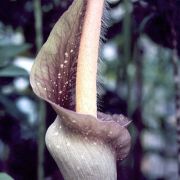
[0,0,179,179]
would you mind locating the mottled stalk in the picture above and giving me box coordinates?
[122,0,132,116]
[34,0,43,51]
[33,0,45,180]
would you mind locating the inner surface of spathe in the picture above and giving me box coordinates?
[30,0,109,115]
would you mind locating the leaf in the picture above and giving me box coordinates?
[0,93,27,121]
[0,65,28,77]
[0,44,31,67]
[30,0,86,111]
[0,44,31,59]
[0,58,8,68]
[139,13,155,33]
[0,173,14,180]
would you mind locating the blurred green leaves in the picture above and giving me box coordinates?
[0,41,30,120]
[0,44,30,60]
[0,65,28,77]
[0,44,31,68]
[0,93,27,120]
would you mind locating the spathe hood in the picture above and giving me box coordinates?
[30,0,131,160]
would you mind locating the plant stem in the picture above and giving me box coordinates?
[76,0,104,117]
[134,41,144,179]
[34,0,43,51]
[168,4,180,174]
[33,0,45,180]
[122,0,131,116]
[172,48,180,174]
[37,101,46,180]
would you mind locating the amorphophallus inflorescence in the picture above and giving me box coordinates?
[30,0,131,179]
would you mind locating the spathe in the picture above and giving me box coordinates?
[51,102,131,160]
[30,0,131,177]
[30,0,86,110]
